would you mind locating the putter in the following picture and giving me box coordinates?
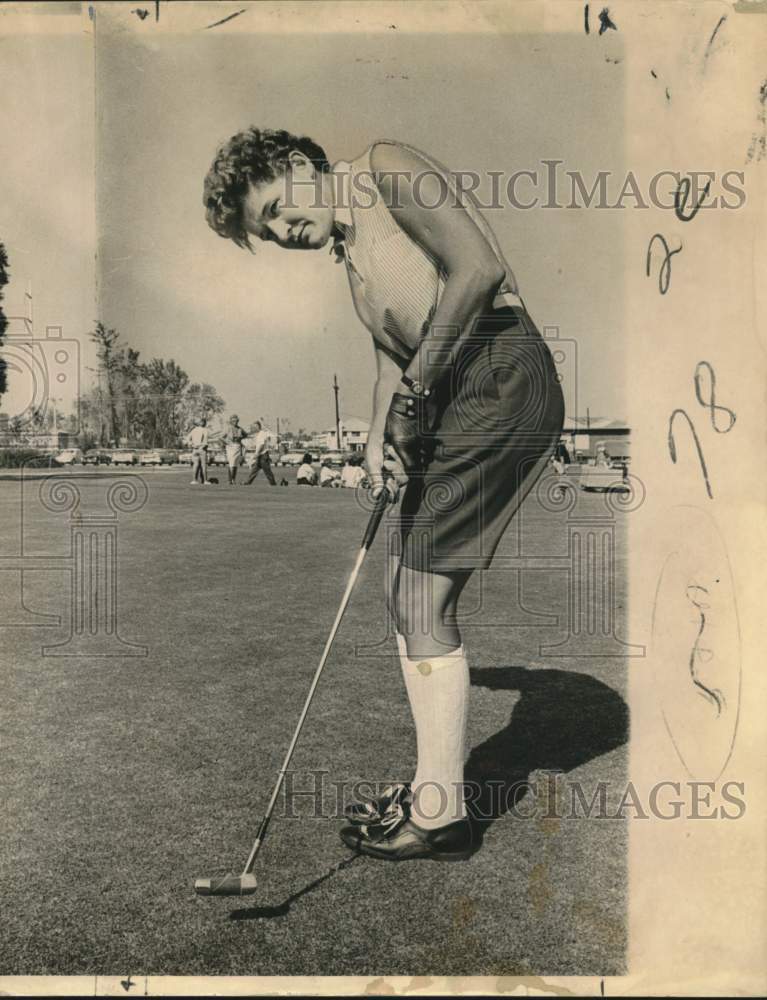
[195,489,389,897]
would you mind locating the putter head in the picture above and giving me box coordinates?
[194,872,258,897]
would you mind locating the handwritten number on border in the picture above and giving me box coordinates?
[674,176,712,223]
[668,362,736,499]
[694,361,736,433]
[646,233,682,295]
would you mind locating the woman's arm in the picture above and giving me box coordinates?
[365,341,406,494]
[370,142,505,394]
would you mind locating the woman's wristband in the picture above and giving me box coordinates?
[400,373,432,398]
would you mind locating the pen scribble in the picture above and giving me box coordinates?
[667,363,735,499]
[703,15,727,67]
[668,409,713,498]
[746,79,767,163]
[694,361,736,434]
[646,232,683,295]
[205,8,248,30]
[685,584,725,715]
[652,506,743,782]
[674,176,712,222]
[598,7,617,34]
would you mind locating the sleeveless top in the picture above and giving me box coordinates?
[331,140,523,362]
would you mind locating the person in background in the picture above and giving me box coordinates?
[340,453,366,489]
[244,420,277,486]
[223,413,247,485]
[320,458,341,487]
[185,416,211,485]
[296,452,317,486]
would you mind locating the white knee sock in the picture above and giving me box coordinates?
[396,634,469,829]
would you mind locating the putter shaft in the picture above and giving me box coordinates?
[195,492,388,897]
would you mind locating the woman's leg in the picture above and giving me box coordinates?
[395,565,472,659]
[392,564,474,829]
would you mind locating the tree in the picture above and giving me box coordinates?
[116,347,143,444]
[90,322,122,445]
[69,389,103,450]
[83,324,227,449]
[0,244,9,398]
[139,357,190,448]
[181,382,225,432]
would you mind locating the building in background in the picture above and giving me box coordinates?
[562,417,631,464]
[318,416,369,452]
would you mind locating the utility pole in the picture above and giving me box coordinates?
[333,374,341,450]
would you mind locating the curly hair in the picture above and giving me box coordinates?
[203,127,330,249]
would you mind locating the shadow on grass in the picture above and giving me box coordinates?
[229,666,626,918]
[229,853,360,922]
[466,665,628,843]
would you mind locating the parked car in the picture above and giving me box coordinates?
[178,450,193,465]
[111,450,137,466]
[139,450,162,466]
[159,449,179,465]
[323,450,346,467]
[207,449,227,466]
[82,449,111,466]
[579,461,629,492]
[54,448,84,465]
[276,450,307,467]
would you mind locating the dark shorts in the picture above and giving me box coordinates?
[397,307,565,574]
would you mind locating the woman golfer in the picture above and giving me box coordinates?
[203,130,564,861]
[222,413,247,485]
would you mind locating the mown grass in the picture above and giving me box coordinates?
[0,467,628,976]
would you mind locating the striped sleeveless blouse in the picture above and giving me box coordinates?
[331,140,523,362]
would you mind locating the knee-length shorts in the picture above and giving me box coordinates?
[397,306,565,574]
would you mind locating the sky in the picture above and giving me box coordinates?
[2,3,626,433]
[0,12,95,426]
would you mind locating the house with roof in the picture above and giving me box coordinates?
[318,416,370,452]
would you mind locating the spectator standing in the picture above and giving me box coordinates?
[223,414,248,485]
[244,420,277,486]
[185,417,211,485]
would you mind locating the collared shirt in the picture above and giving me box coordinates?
[297,463,316,483]
[188,425,209,449]
[331,140,523,362]
[223,425,247,446]
[341,464,365,489]
[320,465,339,484]
[251,430,269,456]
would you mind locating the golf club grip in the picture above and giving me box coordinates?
[361,492,389,550]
